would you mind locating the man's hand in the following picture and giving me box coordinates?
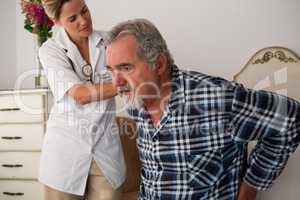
[237,181,257,200]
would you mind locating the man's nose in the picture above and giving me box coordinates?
[112,72,126,87]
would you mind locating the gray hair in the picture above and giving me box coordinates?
[41,0,71,20]
[106,18,174,69]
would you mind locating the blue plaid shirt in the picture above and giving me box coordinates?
[128,65,300,200]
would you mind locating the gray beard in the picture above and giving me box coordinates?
[119,91,144,111]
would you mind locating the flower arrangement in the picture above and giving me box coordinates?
[20,0,54,45]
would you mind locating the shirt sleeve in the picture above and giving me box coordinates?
[230,82,300,190]
[39,41,82,103]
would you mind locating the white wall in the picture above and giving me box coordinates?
[0,0,37,90]
[15,0,37,89]
[0,0,17,89]
[5,0,300,89]
[86,0,300,80]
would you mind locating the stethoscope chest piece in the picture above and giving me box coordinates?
[82,64,93,82]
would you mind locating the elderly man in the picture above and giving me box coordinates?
[105,18,300,200]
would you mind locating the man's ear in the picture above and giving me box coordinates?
[156,54,168,75]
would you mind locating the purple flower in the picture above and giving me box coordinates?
[47,18,54,27]
[28,3,37,14]
[35,6,45,24]
[21,0,54,43]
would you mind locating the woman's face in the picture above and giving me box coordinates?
[56,0,93,40]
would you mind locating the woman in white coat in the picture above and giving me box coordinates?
[39,0,126,199]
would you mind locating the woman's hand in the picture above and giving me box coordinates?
[68,82,117,105]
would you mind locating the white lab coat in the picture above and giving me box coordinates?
[38,27,126,195]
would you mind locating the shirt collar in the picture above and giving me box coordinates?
[131,65,186,118]
[167,65,186,113]
[54,27,104,51]
[89,30,105,48]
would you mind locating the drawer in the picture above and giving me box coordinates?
[0,152,40,179]
[0,124,44,151]
[0,93,45,123]
[0,180,43,200]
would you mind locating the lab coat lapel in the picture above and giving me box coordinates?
[55,27,85,70]
[89,31,103,72]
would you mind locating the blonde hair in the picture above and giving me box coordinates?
[41,0,70,20]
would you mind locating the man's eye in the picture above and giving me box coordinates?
[106,66,112,72]
[120,66,132,72]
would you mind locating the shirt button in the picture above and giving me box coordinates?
[152,135,158,142]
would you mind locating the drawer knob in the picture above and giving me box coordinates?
[1,136,22,140]
[3,192,24,196]
[1,164,23,168]
[0,108,20,112]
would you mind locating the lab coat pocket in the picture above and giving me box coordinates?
[187,150,223,190]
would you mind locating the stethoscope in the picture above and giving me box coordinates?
[64,49,94,83]
[82,63,93,83]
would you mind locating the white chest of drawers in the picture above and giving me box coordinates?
[0,89,48,200]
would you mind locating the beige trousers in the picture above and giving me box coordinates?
[44,160,122,200]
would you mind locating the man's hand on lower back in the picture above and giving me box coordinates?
[237,181,257,200]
